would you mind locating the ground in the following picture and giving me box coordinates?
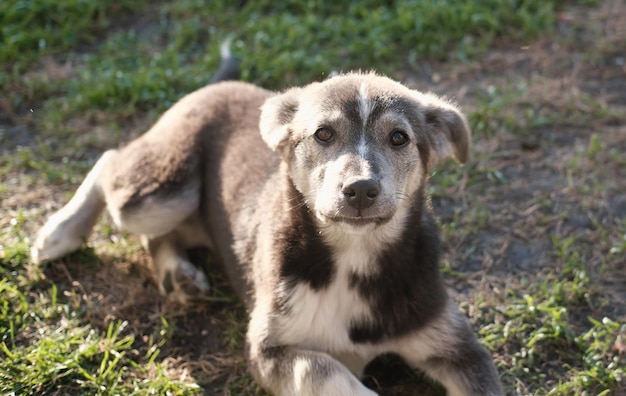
[1,1,624,395]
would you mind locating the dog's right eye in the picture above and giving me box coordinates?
[314,127,335,144]
[389,130,410,147]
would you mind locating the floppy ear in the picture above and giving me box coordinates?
[259,88,301,152]
[413,91,470,168]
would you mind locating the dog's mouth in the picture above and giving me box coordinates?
[337,216,386,226]
[322,214,392,227]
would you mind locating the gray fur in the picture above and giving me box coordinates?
[32,72,503,395]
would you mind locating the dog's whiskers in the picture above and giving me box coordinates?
[395,192,411,202]
[284,192,313,212]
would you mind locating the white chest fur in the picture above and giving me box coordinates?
[273,232,387,355]
[275,267,373,355]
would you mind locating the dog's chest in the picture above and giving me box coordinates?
[275,267,372,352]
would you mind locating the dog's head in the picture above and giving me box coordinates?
[260,72,469,233]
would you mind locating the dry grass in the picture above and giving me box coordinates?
[1,0,625,395]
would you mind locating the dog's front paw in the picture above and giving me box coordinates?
[31,215,85,264]
[293,360,379,396]
[158,259,209,305]
[318,375,379,396]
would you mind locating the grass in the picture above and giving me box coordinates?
[0,231,201,395]
[0,282,195,394]
[475,235,624,394]
[1,0,625,394]
[3,0,570,141]
[1,0,146,64]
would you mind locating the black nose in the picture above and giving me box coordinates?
[342,179,380,210]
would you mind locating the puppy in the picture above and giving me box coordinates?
[32,60,503,395]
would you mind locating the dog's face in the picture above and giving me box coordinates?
[260,73,469,233]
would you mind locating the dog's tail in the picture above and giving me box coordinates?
[210,38,239,83]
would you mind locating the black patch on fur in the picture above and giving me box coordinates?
[424,108,441,125]
[363,353,434,391]
[343,99,365,137]
[416,138,432,171]
[338,93,434,171]
[348,191,448,343]
[340,96,385,142]
[275,179,335,311]
[378,96,434,170]
[162,271,174,294]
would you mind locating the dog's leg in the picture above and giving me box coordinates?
[107,174,209,304]
[31,150,116,264]
[247,308,378,396]
[142,231,209,305]
[249,346,378,396]
[33,134,210,303]
[398,302,503,396]
[141,213,211,304]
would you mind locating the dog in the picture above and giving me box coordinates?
[31,53,503,395]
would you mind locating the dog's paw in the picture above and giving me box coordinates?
[31,215,84,264]
[322,377,379,396]
[295,362,378,396]
[158,259,209,305]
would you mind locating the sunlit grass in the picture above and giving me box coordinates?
[1,0,623,394]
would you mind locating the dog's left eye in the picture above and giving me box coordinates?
[389,130,409,147]
[314,127,335,144]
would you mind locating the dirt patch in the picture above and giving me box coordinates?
[7,0,625,394]
[36,246,246,390]
[409,1,626,318]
